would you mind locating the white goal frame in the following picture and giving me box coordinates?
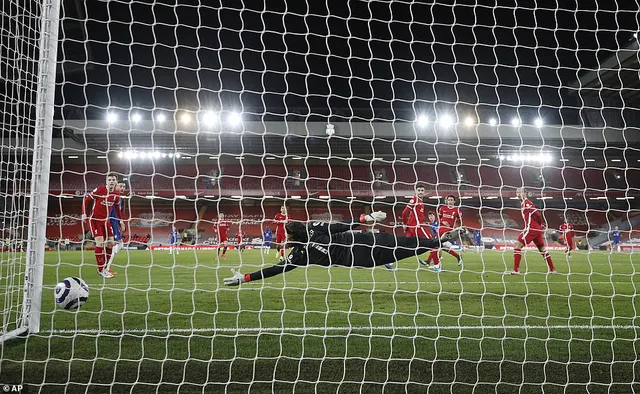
[0,0,60,344]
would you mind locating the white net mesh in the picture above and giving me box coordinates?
[1,1,640,391]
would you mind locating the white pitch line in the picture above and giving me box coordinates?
[49,280,640,287]
[44,324,639,335]
[0,280,635,291]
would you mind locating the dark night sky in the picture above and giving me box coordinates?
[55,0,640,123]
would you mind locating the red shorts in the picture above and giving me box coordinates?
[517,230,545,248]
[275,232,286,244]
[219,235,228,243]
[406,226,431,239]
[90,219,113,239]
[438,227,453,238]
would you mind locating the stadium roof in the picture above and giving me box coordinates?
[572,37,640,100]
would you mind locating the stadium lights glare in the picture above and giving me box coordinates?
[319,195,330,199]
[400,157,411,161]
[458,158,467,161]
[537,196,553,200]
[106,112,118,123]
[499,153,553,164]
[489,118,497,126]
[155,113,166,123]
[291,196,302,199]
[564,197,573,200]
[131,113,142,123]
[375,196,386,199]
[427,157,437,161]
[68,156,78,159]
[464,117,475,127]
[292,156,303,160]
[534,118,543,127]
[438,115,454,128]
[559,159,569,162]
[235,156,245,160]
[585,159,596,162]
[118,150,183,160]
[266,156,276,160]
[204,195,216,198]
[209,156,219,159]
[403,195,414,199]
[510,118,521,127]
[227,112,242,127]
[415,115,429,128]
[611,159,622,162]
[459,196,473,199]
[231,195,243,199]
[617,197,635,200]
[485,196,498,199]
[429,196,442,199]
[201,111,217,127]
[180,113,192,124]
[96,156,106,159]
[480,158,490,161]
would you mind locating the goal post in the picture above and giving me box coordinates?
[0,0,61,343]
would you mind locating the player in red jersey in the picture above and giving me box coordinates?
[274,205,289,262]
[214,213,230,259]
[559,220,575,257]
[436,195,464,270]
[512,187,556,275]
[81,173,123,278]
[237,228,247,253]
[400,183,439,270]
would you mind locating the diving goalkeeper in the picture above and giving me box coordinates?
[224,211,465,285]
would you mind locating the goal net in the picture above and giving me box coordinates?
[1,1,639,391]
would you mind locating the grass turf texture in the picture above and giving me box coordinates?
[1,248,639,393]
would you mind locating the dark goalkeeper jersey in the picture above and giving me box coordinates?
[243,220,445,283]
[285,221,362,267]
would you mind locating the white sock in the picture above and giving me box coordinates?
[107,243,121,269]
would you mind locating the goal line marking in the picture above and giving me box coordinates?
[44,324,639,335]
[42,280,640,288]
[1,280,634,291]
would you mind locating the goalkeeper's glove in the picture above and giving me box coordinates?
[223,269,248,286]
[360,210,387,223]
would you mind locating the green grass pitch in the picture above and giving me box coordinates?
[1,248,639,393]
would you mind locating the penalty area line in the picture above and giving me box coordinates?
[44,324,639,335]
[30,280,640,289]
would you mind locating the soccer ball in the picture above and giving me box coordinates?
[54,277,89,310]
